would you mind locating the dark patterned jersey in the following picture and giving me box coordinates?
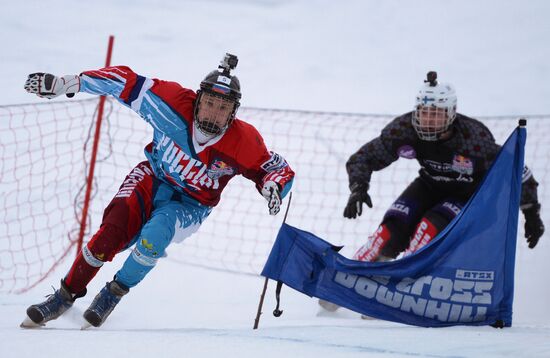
[346,112,539,208]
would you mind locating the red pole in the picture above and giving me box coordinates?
[75,35,115,256]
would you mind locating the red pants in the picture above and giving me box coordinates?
[65,161,157,293]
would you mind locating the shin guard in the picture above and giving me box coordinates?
[353,224,392,262]
[403,218,440,257]
[65,224,128,293]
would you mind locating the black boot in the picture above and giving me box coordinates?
[83,280,129,327]
[26,279,86,325]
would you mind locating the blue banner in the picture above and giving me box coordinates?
[262,125,526,327]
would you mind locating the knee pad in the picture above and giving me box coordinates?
[131,214,176,265]
[139,213,175,250]
[124,233,170,273]
[135,236,165,262]
[114,236,164,289]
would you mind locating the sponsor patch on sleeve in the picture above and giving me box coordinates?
[261,152,287,172]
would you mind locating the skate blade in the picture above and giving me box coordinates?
[80,321,93,330]
[318,299,340,312]
[20,316,45,329]
[360,314,378,320]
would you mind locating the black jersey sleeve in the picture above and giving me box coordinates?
[345,114,414,188]
[456,115,540,208]
[478,121,539,209]
[520,167,540,209]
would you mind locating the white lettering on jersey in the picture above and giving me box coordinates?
[424,160,453,172]
[156,135,222,190]
[114,164,154,198]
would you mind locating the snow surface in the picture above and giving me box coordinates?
[2,0,550,357]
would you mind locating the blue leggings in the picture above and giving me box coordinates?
[115,183,211,288]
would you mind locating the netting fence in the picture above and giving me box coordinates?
[1,98,549,293]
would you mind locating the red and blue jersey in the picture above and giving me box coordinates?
[79,66,294,207]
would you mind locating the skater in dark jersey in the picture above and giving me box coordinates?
[320,71,544,312]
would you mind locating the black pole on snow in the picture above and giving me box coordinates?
[253,192,292,329]
[253,277,269,330]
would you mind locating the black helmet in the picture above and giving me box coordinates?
[194,53,241,136]
[199,52,241,102]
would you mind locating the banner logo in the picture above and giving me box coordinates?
[333,271,494,323]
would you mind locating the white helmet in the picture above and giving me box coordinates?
[412,72,457,141]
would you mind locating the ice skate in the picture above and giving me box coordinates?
[83,280,128,327]
[318,299,341,312]
[22,280,84,328]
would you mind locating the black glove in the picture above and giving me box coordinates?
[523,203,544,249]
[343,183,372,219]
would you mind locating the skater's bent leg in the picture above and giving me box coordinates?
[353,218,412,261]
[65,161,156,294]
[403,199,464,256]
[82,200,209,327]
[115,200,209,288]
[65,224,130,294]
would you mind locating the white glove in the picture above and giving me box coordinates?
[24,73,80,99]
[261,181,281,215]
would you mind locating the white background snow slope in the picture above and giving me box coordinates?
[1,1,550,357]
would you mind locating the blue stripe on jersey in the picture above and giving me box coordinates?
[80,76,125,98]
[82,73,210,197]
[139,90,189,134]
[145,93,198,160]
[126,75,146,105]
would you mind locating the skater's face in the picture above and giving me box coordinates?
[196,93,235,135]
[416,106,448,133]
